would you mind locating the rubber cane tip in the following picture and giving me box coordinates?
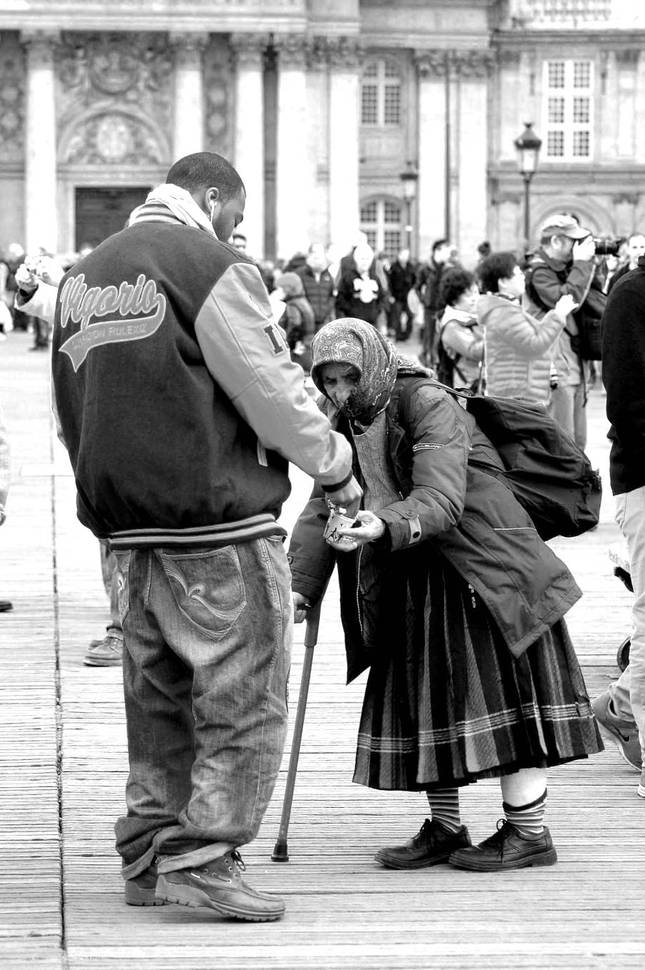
[271,843,290,862]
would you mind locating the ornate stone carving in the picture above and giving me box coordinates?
[170,32,209,71]
[325,36,362,71]
[496,47,521,69]
[415,50,452,79]
[453,50,495,79]
[203,36,231,156]
[63,110,164,165]
[0,38,25,160]
[58,33,173,112]
[273,34,308,69]
[230,32,268,68]
[21,30,59,69]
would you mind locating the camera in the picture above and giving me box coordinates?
[593,236,624,257]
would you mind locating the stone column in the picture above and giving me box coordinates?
[415,51,449,260]
[231,33,267,258]
[327,37,361,255]
[22,31,59,254]
[171,33,207,160]
[454,50,492,262]
[274,34,309,261]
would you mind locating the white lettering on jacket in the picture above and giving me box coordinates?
[58,273,167,372]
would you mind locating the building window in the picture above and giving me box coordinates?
[543,59,593,161]
[360,198,402,259]
[361,58,401,127]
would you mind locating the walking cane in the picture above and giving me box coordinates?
[271,596,323,862]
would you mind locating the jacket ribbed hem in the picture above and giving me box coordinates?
[108,514,286,550]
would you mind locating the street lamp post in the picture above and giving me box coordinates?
[514,122,542,256]
[399,161,419,256]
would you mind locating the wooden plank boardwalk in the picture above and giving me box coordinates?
[1,328,644,970]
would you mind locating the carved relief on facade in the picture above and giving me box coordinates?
[453,50,495,79]
[273,33,308,69]
[203,35,232,156]
[57,32,173,130]
[61,109,168,165]
[0,33,25,161]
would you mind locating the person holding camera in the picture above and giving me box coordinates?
[523,214,596,450]
[289,318,601,874]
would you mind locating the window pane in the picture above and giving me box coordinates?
[573,97,590,123]
[383,230,401,258]
[547,130,564,156]
[573,61,591,88]
[360,201,378,222]
[548,97,565,123]
[364,229,378,251]
[383,85,401,125]
[363,61,378,78]
[548,61,565,88]
[573,130,590,156]
[361,85,378,125]
[383,201,401,223]
[384,60,400,79]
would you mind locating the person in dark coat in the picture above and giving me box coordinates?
[296,243,336,332]
[335,243,385,328]
[386,248,416,341]
[289,318,602,873]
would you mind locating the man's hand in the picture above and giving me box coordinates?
[292,591,311,624]
[324,474,362,515]
[572,235,595,262]
[326,510,385,553]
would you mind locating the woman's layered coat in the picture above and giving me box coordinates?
[288,372,581,682]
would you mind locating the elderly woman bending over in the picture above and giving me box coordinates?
[289,318,601,872]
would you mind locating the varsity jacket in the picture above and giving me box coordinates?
[51,219,352,547]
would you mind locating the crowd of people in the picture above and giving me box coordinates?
[0,152,644,923]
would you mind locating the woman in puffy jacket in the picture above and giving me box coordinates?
[289,318,601,875]
[477,252,574,404]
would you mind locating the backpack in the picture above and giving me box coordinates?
[436,319,477,389]
[434,381,602,540]
[524,257,605,361]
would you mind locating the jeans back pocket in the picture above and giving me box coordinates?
[158,546,247,641]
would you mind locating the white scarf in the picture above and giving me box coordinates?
[128,183,217,237]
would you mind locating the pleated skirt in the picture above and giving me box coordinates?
[353,555,603,791]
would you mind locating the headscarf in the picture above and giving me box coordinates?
[311,318,399,426]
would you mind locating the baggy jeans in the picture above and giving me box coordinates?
[113,537,292,878]
[608,486,645,753]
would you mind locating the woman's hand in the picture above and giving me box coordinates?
[327,510,386,552]
[554,293,577,319]
[292,591,311,624]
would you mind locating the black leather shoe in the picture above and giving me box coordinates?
[375,818,471,869]
[0,600,13,613]
[449,820,557,871]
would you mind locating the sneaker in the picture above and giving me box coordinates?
[375,818,471,869]
[592,691,642,771]
[124,861,166,907]
[0,599,13,613]
[84,632,123,667]
[155,850,285,922]
[449,820,557,872]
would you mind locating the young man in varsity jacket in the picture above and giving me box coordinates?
[51,152,361,922]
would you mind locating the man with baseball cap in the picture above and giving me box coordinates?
[524,212,596,450]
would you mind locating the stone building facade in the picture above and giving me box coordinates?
[0,0,643,267]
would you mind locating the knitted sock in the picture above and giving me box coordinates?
[503,788,547,839]
[426,788,462,833]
